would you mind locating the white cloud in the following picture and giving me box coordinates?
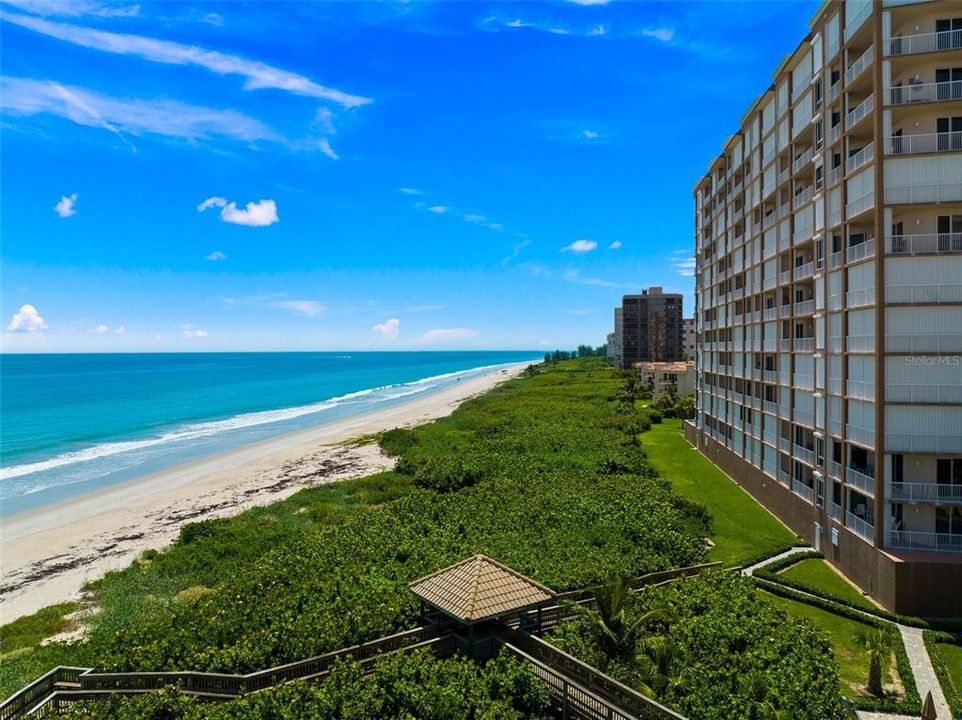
[182,324,209,338]
[206,250,227,261]
[547,27,570,35]
[318,138,338,160]
[580,129,601,139]
[92,323,108,334]
[1,12,372,108]
[2,0,140,18]
[153,334,162,340]
[398,187,423,195]
[463,213,487,223]
[419,328,478,344]
[1,77,282,146]
[198,197,278,227]
[504,18,533,28]
[54,192,77,218]
[565,0,609,5]
[588,25,607,36]
[608,240,622,249]
[114,324,125,334]
[428,205,449,214]
[372,317,400,341]
[6,304,48,332]
[640,27,675,43]
[561,269,622,288]
[272,300,325,317]
[561,239,597,254]
[201,12,222,26]
[673,256,696,277]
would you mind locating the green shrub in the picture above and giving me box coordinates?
[647,409,664,424]
[413,455,484,492]
[378,428,418,456]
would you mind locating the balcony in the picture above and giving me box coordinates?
[795,408,815,427]
[793,479,815,504]
[887,530,962,553]
[886,282,962,304]
[794,262,815,281]
[794,444,815,466]
[829,502,842,522]
[844,1,872,42]
[846,379,875,400]
[847,466,876,496]
[828,460,843,481]
[846,286,876,308]
[844,45,874,85]
[847,237,875,262]
[845,142,874,174]
[886,29,962,57]
[829,81,841,104]
[777,167,791,187]
[778,470,792,487]
[792,147,814,174]
[846,94,874,130]
[846,191,875,220]
[886,333,962,354]
[847,511,875,541]
[829,123,842,147]
[889,80,962,106]
[828,250,843,268]
[794,299,815,315]
[794,337,816,352]
[887,131,962,155]
[886,183,962,204]
[793,185,814,209]
[887,482,962,505]
[763,307,778,322]
[763,400,778,415]
[886,382,962,404]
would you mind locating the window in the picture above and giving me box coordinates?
[936,116,962,150]
[937,458,962,486]
[935,68,962,101]
[935,18,962,51]
[935,506,962,535]
[892,454,904,484]
[937,215,962,251]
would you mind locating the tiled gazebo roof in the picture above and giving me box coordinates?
[409,554,555,623]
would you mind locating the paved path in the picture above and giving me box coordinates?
[743,548,952,720]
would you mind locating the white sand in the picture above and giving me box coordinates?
[0,363,528,623]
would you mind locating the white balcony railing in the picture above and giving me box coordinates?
[793,185,814,209]
[828,250,843,268]
[887,29,962,57]
[886,334,962,354]
[778,470,792,487]
[886,383,962,404]
[828,461,843,481]
[794,262,815,281]
[829,81,841,104]
[886,283,962,304]
[847,466,876,496]
[887,530,962,553]
[844,1,872,42]
[886,183,962,205]
[889,80,962,106]
[793,479,815,503]
[847,379,875,400]
[845,44,874,85]
[887,131,962,155]
[795,408,815,427]
[846,511,875,541]
[794,299,815,315]
[846,191,875,219]
[829,502,842,522]
[887,482,962,505]
[828,164,842,187]
[792,147,814,174]
[847,238,875,262]
[794,337,816,352]
[829,123,842,146]
[887,233,962,254]
[846,142,874,174]
[794,444,815,466]
[846,94,874,129]
[846,286,876,308]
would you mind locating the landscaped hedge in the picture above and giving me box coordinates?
[550,572,847,720]
[923,631,962,719]
[60,649,554,719]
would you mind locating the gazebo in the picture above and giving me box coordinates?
[409,554,555,654]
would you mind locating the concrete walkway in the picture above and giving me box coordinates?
[742,548,952,720]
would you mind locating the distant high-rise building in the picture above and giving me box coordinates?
[616,287,683,369]
[689,0,962,616]
[683,318,696,360]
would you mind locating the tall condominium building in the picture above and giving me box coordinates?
[690,0,962,616]
[617,288,683,369]
[683,318,697,360]
[607,307,624,367]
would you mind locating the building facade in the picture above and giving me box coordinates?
[683,318,697,359]
[691,0,962,615]
[637,361,696,401]
[617,288,684,369]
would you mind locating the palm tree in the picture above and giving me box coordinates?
[571,577,665,661]
[740,669,793,720]
[855,626,895,697]
[634,634,687,700]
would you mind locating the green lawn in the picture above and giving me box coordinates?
[641,419,797,565]
[780,558,877,610]
[935,642,962,705]
[763,592,902,699]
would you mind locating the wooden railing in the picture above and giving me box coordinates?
[0,668,87,720]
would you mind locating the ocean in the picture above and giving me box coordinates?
[0,351,540,517]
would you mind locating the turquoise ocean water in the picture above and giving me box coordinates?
[0,351,540,517]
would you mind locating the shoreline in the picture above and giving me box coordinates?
[0,362,529,623]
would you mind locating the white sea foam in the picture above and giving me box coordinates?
[0,363,511,485]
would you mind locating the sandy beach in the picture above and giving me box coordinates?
[1,363,528,623]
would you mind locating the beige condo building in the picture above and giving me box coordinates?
[690,0,962,616]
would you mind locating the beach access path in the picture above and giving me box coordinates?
[1,363,528,623]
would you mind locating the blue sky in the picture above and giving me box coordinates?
[1,0,816,352]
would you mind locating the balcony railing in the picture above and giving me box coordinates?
[794,337,816,352]
[889,80,962,106]
[793,185,814,209]
[846,94,874,129]
[846,191,875,219]
[846,142,874,174]
[887,530,962,553]
[794,262,815,281]
[845,45,874,85]
[794,299,815,315]
[793,479,815,503]
[792,147,814,174]
[794,444,815,466]
[846,379,875,400]
[778,470,792,487]
[846,286,876,308]
[829,123,842,146]
[887,131,962,155]
[828,250,843,268]
[847,466,876,496]
[844,1,872,42]
[886,282,962,304]
[828,164,842,187]
[847,238,875,262]
[777,167,790,186]
[886,382,962,404]
[828,461,843,481]
[888,233,962,255]
[829,81,841,103]
[887,482,962,505]
[887,29,962,57]
[886,333,962,354]
[846,511,875,541]
[829,502,842,522]
[795,408,815,427]
[886,182,962,204]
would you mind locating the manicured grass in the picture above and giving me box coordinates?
[780,558,877,611]
[935,642,962,704]
[641,419,797,566]
[763,591,902,699]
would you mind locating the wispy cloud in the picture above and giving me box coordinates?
[1,77,283,147]
[561,269,631,289]
[114,324,125,334]
[1,12,372,108]
[564,0,609,5]
[407,304,443,313]
[672,256,696,277]
[427,205,450,214]
[182,323,209,338]
[6,304,47,332]
[91,323,108,334]
[54,192,77,218]
[501,237,532,266]
[418,327,478,344]
[205,250,227,261]
[198,197,278,227]
[273,300,325,317]
[398,187,423,195]
[561,239,597,254]
[371,317,399,340]
[2,0,140,18]
[639,27,675,43]
[608,240,622,250]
